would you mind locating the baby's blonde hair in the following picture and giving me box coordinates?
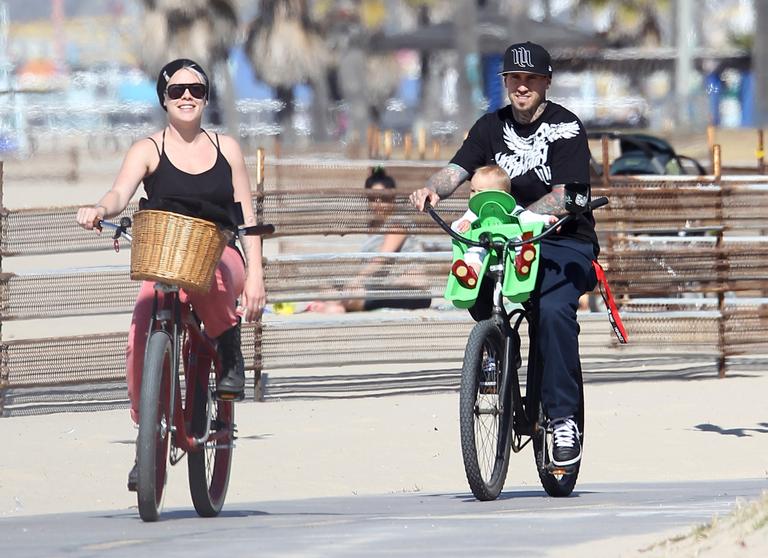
[471,165,511,193]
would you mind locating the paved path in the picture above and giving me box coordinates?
[1,479,766,558]
[3,374,768,555]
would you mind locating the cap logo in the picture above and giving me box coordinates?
[509,47,534,69]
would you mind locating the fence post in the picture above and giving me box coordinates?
[431,139,441,160]
[417,127,427,160]
[253,147,265,400]
[601,134,611,188]
[403,132,413,160]
[67,146,79,183]
[253,322,265,402]
[383,129,393,160]
[713,145,727,378]
[0,160,5,414]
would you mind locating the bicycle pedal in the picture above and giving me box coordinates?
[546,463,575,475]
[215,390,245,402]
[478,382,498,394]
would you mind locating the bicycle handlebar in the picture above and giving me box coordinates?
[423,196,609,251]
[97,217,133,242]
[95,219,276,244]
[239,224,275,236]
[423,199,489,249]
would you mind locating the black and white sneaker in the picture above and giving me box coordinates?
[550,416,581,467]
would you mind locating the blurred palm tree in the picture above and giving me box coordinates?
[244,0,330,142]
[138,0,240,132]
[243,0,411,149]
[316,1,400,149]
[574,0,669,47]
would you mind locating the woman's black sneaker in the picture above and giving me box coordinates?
[127,461,138,492]
[216,323,245,400]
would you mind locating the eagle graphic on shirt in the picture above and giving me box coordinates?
[494,120,580,184]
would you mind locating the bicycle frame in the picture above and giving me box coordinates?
[146,284,230,456]
[98,214,274,520]
[425,195,608,449]
[98,218,235,453]
[476,238,540,450]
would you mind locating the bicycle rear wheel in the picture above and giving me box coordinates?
[137,331,173,522]
[459,319,512,501]
[188,360,234,517]
[533,369,584,497]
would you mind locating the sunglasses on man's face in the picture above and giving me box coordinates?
[166,83,207,100]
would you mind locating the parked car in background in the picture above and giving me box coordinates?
[588,132,707,176]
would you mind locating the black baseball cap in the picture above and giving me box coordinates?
[499,42,552,77]
[156,58,209,110]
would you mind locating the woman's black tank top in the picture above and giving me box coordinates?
[142,129,236,232]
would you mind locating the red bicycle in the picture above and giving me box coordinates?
[101,217,274,521]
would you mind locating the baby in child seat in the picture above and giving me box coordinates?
[450,165,554,288]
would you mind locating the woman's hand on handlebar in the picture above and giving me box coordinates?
[76,205,106,231]
[410,188,440,212]
[239,273,266,322]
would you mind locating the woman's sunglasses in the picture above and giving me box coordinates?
[166,83,207,100]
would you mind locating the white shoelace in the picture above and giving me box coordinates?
[552,417,579,448]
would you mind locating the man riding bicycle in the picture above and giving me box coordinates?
[410,42,598,467]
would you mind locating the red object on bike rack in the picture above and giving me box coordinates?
[592,260,629,344]
[515,232,536,276]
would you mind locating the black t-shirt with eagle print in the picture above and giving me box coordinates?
[450,101,598,251]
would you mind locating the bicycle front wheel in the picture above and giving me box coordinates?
[459,319,512,501]
[137,331,174,522]
[188,362,234,517]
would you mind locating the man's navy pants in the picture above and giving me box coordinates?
[469,238,597,420]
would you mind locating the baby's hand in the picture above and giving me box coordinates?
[455,219,471,233]
[514,209,557,227]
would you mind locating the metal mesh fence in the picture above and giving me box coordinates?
[4,310,756,415]
[0,253,450,321]
[4,178,768,257]
[3,167,768,415]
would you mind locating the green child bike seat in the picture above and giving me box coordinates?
[445,191,545,309]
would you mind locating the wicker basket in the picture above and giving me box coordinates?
[130,210,233,293]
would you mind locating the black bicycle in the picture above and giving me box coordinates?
[425,191,608,500]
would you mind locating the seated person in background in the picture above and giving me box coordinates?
[306,167,432,313]
[451,164,554,288]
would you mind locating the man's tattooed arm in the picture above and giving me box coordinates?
[527,185,567,215]
[426,164,470,199]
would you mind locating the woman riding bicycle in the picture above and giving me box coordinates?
[410,42,598,469]
[75,58,266,489]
